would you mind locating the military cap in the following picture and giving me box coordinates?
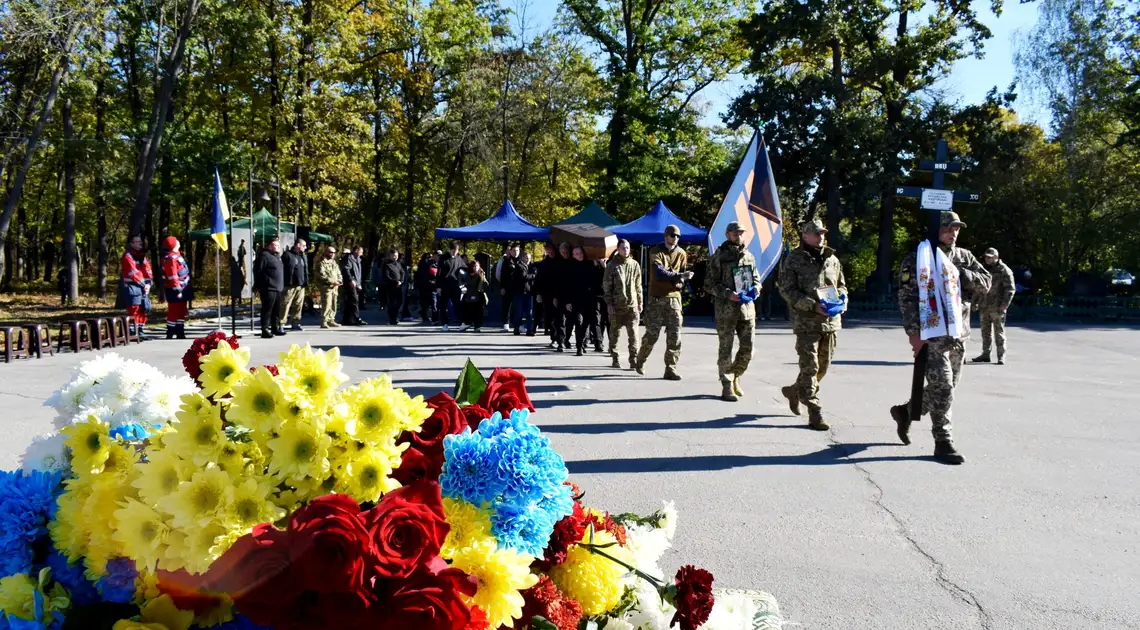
[984,247,999,258]
[940,211,967,228]
[664,224,681,236]
[800,219,828,234]
[725,221,746,234]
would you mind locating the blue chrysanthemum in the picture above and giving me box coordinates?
[478,410,541,439]
[535,482,575,522]
[45,551,99,607]
[0,470,62,578]
[491,503,556,557]
[109,424,154,441]
[96,557,138,603]
[440,430,507,505]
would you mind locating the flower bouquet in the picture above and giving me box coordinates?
[1,334,777,630]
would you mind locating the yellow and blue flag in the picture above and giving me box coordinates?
[211,168,230,250]
[708,133,784,283]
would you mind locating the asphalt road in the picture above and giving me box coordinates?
[2,314,1137,630]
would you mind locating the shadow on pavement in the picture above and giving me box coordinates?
[831,360,912,367]
[566,442,931,473]
[539,413,795,434]
[538,393,720,408]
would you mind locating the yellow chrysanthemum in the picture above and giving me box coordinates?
[0,573,36,620]
[267,420,331,482]
[160,530,189,573]
[448,539,538,629]
[114,498,169,571]
[134,448,193,507]
[197,344,251,398]
[292,473,339,503]
[441,498,495,559]
[181,520,231,575]
[227,367,285,433]
[341,377,408,444]
[138,594,194,630]
[135,567,162,605]
[549,528,628,616]
[214,441,247,477]
[227,477,285,528]
[277,344,347,405]
[158,466,233,530]
[163,403,225,467]
[341,448,400,503]
[83,472,139,580]
[50,487,86,562]
[111,621,168,630]
[63,415,112,475]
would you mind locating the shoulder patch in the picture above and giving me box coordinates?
[901,272,911,282]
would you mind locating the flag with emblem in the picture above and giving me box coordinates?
[708,133,784,282]
[210,167,230,250]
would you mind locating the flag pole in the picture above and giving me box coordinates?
[215,245,222,324]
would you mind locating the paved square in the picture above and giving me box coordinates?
[1,316,1137,629]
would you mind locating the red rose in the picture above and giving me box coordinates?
[392,445,443,486]
[182,331,240,383]
[374,557,476,630]
[670,565,715,630]
[400,392,467,455]
[460,404,493,431]
[363,480,450,579]
[288,494,372,594]
[195,524,298,626]
[477,368,535,417]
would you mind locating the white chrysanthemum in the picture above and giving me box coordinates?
[622,523,671,579]
[76,352,126,380]
[703,592,759,630]
[601,619,635,630]
[133,375,196,426]
[93,370,139,411]
[622,580,676,630]
[660,500,678,541]
[67,404,114,428]
[20,433,69,474]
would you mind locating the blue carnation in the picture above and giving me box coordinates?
[0,471,62,578]
[491,503,556,557]
[96,557,138,603]
[440,431,507,505]
[45,551,98,607]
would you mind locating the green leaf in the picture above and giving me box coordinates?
[453,358,487,406]
[224,424,255,443]
[529,616,558,630]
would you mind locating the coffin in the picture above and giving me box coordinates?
[549,223,618,260]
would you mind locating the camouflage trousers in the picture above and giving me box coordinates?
[791,331,836,412]
[608,308,639,364]
[901,336,965,442]
[636,296,682,370]
[715,307,754,383]
[320,288,338,327]
[979,308,1007,359]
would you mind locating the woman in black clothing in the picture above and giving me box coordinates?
[461,260,489,332]
[564,246,597,356]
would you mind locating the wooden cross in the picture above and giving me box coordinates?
[893,139,981,421]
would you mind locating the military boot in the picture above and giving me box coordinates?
[720,379,738,402]
[970,354,991,363]
[663,368,682,381]
[611,356,621,369]
[890,404,911,445]
[732,375,743,398]
[634,362,645,375]
[780,386,801,416]
[807,406,829,431]
[933,440,965,465]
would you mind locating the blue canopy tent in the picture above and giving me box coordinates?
[434,200,548,241]
[612,201,705,244]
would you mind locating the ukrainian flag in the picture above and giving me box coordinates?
[211,167,230,250]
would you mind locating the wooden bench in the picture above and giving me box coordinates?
[59,320,94,354]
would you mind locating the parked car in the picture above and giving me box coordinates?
[1106,268,1134,295]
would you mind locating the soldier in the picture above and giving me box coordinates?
[315,246,343,329]
[891,211,992,465]
[603,239,643,370]
[778,219,846,430]
[704,221,760,401]
[972,247,1015,365]
[635,225,693,380]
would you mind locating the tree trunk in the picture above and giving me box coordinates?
[825,35,844,251]
[95,60,109,300]
[128,0,204,236]
[872,9,910,296]
[63,96,79,303]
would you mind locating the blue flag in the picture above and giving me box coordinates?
[708,133,784,283]
[211,168,230,250]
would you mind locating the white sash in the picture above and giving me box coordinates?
[916,241,963,340]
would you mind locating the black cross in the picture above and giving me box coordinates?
[893,139,981,422]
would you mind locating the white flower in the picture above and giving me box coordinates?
[600,619,635,630]
[622,580,676,630]
[659,500,677,541]
[703,592,759,630]
[21,433,69,474]
[623,523,671,579]
[132,375,195,426]
[77,352,126,380]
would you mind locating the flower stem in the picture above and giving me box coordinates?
[579,543,665,589]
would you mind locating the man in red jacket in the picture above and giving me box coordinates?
[162,236,193,339]
[118,235,154,338]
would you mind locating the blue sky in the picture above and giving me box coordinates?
[513,0,1046,127]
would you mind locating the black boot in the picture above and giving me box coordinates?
[576,347,584,356]
[971,354,991,363]
[933,440,965,465]
[891,404,911,445]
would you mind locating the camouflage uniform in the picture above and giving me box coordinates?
[977,252,1015,361]
[704,240,759,384]
[897,219,992,444]
[315,257,343,328]
[603,253,643,366]
[779,238,846,419]
[636,244,687,374]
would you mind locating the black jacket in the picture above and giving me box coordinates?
[563,259,595,308]
[281,249,308,288]
[501,257,528,294]
[533,256,555,298]
[437,252,464,290]
[254,249,284,293]
[382,260,405,286]
[415,259,437,290]
[341,253,362,285]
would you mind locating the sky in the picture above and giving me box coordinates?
[513,0,1047,128]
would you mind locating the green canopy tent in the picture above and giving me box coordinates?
[188,209,333,244]
[553,201,620,228]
